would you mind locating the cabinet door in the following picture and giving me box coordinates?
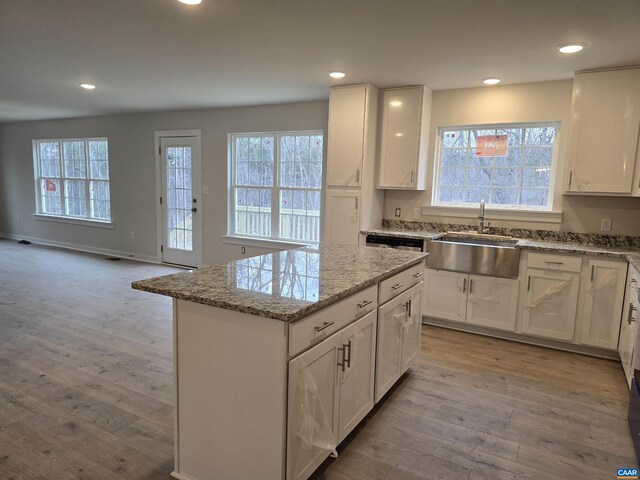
[567,69,640,194]
[324,189,359,246]
[337,311,377,443]
[466,275,518,332]
[423,269,468,322]
[375,291,407,402]
[287,333,341,480]
[327,86,366,187]
[619,297,637,387]
[401,283,423,371]
[378,87,422,189]
[521,269,580,341]
[579,259,627,349]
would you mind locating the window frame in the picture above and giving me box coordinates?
[431,122,561,213]
[227,130,324,245]
[32,137,112,224]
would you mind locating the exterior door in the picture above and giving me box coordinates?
[160,135,201,267]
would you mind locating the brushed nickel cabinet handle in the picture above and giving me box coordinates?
[569,170,573,189]
[337,345,346,372]
[527,276,531,291]
[462,278,467,293]
[357,300,373,309]
[413,272,424,278]
[344,340,352,368]
[629,304,637,325]
[591,265,595,282]
[469,279,473,294]
[392,283,404,290]
[355,169,360,185]
[315,321,334,332]
[544,261,564,265]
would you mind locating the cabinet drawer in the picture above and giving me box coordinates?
[288,285,377,357]
[527,252,582,273]
[379,262,425,305]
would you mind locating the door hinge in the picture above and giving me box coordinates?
[161,245,164,253]
[159,146,161,155]
[355,197,359,209]
[160,196,163,205]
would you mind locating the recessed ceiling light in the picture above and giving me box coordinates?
[557,43,586,54]
[79,83,96,90]
[178,0,202,4]
[395,133,404,137]
[482,78,501,85]
[329,71,346,79]
[389,101,403,107]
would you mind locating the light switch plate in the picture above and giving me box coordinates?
[394,208,401,217]
[412,207,421,219]
[601,218,612,232]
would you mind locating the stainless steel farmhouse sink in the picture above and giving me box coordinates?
[427,235,521,278]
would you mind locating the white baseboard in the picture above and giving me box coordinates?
[0,231,161,265]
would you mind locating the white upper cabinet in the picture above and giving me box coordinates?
[327,85,376,187]
[566,68,640,195]
[377,86,432,190]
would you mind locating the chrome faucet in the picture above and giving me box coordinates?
[477,199,485,234]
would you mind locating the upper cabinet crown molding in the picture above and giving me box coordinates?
[377,85,432,190]
[565,68,640,196]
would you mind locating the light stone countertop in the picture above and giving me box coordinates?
[132,245,428,322]
[362,228,640,274]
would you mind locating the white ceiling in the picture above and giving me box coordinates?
[1,0,639,122]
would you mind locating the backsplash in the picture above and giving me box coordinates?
[382,219,640,249]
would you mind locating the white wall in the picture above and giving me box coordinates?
[384,80,640,235]
[0,101,328,264]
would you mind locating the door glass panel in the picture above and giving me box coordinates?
[166,146,193,252]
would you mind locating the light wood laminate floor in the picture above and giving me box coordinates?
[0,239,637,480]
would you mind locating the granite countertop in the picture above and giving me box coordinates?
[361,227,640,273]
[132,245,428,323]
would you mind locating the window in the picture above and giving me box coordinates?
[229,131,323,243]
[33,138,111,222]
[434,123,558,210]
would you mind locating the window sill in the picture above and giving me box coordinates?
[222,235,311,250]
[33,214,114,229]
[420,205,563,224]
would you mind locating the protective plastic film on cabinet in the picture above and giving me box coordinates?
[291,367,338,476]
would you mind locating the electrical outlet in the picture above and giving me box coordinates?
[394,208,401,217]
[412,207,421,219]
[600,218,612,232]
[130,231,135,240]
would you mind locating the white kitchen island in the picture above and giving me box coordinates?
[132,245,427,480]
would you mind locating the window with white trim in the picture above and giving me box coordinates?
[433,123,558,210]
[33,138,111,222]
[229,131,323,243]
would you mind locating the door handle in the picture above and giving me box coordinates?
[191,207,198,213]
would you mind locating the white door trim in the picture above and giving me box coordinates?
[155,129,203,268]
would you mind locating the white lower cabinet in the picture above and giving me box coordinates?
[619,269,639,387]
[286,311,377,480]
[578,259,628,349]
[376,283,423,402]
[521,269,580,341]
[466,275,519,331]
[424,269,468,322]
[424,269,518,332]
